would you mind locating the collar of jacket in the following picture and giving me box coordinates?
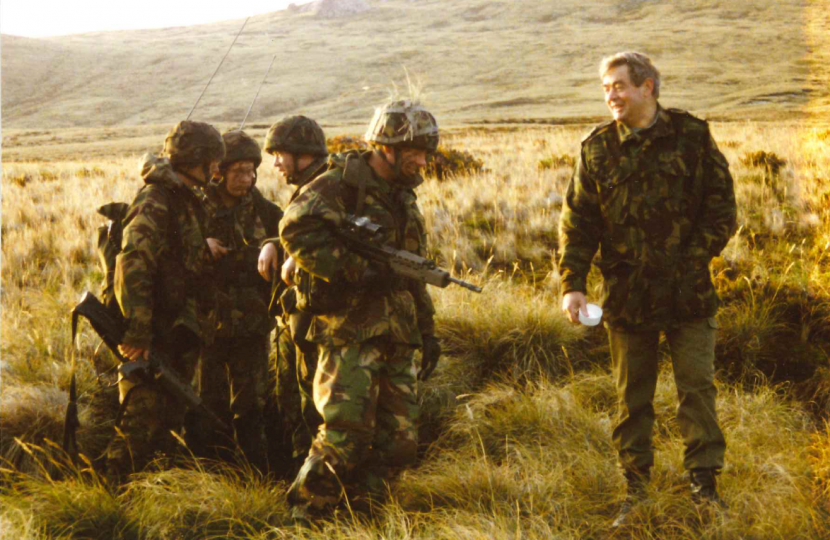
[289,154,329,187]
[616,104,674,147]
[140,153,204,199]
[337,150,423,196]
[204,180,253,216]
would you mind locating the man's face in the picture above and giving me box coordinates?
[224,161,256,198]
[602,64,653,125]
[272,151,295,181]
[385,146,428,178]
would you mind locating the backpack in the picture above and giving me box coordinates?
[94,186,184,323]
[95,201,131,320]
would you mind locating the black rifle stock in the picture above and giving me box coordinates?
[70,292,229,431]
[336,214,483,293]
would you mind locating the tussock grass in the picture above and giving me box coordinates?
[3,122,830,537]
[432,277,590,388]
[124,465,289,538]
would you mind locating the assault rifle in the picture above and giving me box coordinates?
[67,292,229,437]
[336,214,482,293]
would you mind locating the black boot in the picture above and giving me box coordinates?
[690,468,728,508]
[612,468,650,528]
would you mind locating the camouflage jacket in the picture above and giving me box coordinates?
[115,154,217,348]
[279,150,436,347]
[261,155,329,317]
[204,183,282,337]
[558,106,737,330]
[261,155,329,250]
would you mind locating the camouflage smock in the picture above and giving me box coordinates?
[115,154,216,348]
[262,154,329,248]
[279,150,436,347]
[558,107,737,330]
[204,183,282,337]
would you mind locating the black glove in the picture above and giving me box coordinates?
[418,334,442,381]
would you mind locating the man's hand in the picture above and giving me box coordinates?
[207,238,228,261]
[418,335,442,381]
[258,242,279,281]
[118,344,149,362]
[562,291,589,325]
[281,256,297,286]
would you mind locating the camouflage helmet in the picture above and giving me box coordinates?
[263,115,327,156]
[364,100,439,152]
[163,121,225,170]
[221,130,262,170]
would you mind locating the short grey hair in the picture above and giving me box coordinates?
[599,51,661,99]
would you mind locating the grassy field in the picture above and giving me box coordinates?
[2,0,829,129]
[3,116,830,538]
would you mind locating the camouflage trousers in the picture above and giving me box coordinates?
[608,317,726,473]
[187,333,269,470]
[287,337,418,510]
[105,333,200,482]
[271,313,323,468]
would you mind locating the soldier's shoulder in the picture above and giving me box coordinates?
[131,183,175,211]
[326,149,362,170]
[299,167,344,200]
[665,108,711,136]
[581,119,616,147]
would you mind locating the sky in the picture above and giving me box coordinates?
[1,1,314,38]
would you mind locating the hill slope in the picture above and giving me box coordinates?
[1,0,827,129]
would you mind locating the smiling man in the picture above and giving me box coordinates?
[558,52,737,527]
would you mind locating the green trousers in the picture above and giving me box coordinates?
[287,337,418,510]
[608,317,726,473]
[192,333,269,470]
[273,313,323,464]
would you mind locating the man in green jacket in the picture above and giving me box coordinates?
[107,121,225,482]
[279,100,442,519]
[257,116,329,472]
[190,130,282,471]
[558,52,737,526]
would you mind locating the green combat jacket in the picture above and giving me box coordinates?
[204,183,282,337]
[115,154,217,348]
[279,150,436,347]
[558,107,737,330]
[261,155,329,316]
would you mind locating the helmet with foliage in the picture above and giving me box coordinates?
[164,121,225,170]
[364,100,439,152]
[263,115,327,156]
[221,130,262,170]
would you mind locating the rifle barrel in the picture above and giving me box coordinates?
[448,276,482,293]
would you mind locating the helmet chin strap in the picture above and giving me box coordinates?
[380,147,405,182]
[177,167,207,186]
[202,162,214,183]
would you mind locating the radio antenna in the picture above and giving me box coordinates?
[240,53,277,130]
[186,17,250,120]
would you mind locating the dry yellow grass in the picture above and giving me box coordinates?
[3,117,830,537]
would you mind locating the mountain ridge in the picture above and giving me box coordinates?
[2,0,826,129]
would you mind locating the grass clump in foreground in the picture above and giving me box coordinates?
[3,369,827,539]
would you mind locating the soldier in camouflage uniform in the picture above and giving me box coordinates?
[279,100,442,518]
[107,121,225,482]
[558,52,737,526]
[257,116,329,471]
[188,130,282,470]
